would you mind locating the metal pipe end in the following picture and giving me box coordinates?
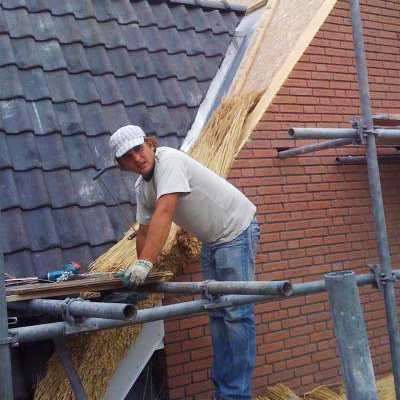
[123,304,137,319]
[281,281,293,296]
[288,128,295,138]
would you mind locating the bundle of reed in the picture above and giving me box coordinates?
[256,383,300,400]
[34,93,260,399]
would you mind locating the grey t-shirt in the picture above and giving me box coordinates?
[135,147,256,245]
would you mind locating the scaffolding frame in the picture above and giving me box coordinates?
[278,0,400,397]
[1,0,400,398]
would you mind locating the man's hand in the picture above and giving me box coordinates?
[116,259,153,288]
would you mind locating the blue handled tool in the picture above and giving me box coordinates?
[39,261,81,282]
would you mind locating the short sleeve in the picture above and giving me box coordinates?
[136,187,153,225]
[155,156,191,199]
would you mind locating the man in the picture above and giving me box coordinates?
[110,125,260,400]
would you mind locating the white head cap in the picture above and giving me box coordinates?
[110,125,146,158]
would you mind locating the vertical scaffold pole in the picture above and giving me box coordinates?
[0,225,14,399]
[325,271,377,400]
[349,0,400,398]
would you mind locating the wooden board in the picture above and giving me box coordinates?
[6,271,173,302]
[231,0,338,139]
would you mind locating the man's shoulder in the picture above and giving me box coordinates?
[157,146,185,159]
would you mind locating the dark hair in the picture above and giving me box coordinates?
[115,135,158,170]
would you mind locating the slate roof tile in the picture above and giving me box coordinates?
[107,47,136,77]
[2,208,30,253]
[71,169,106,207]
[0,99,31,133]
[69,73,101,104]
[98,19,126,49]
[119,25,146,51]
[36,135,69,171]
[0,7,6,34]
[159,77,187,107]
[0,33,14,66]
[53,207,89,249]
[0,169,19,209]
[68,0,97,20]
[30,11,58,42]
[93,74,123,105]
[24,208,60,251]
[0,133,11,168]
[107,0,139,25]
[53,14,82,44]
[62,135,95,170]
[77,103,109,135]
[61,43,91,73]
[0,0,245,275]
[75,18,104,47]
[84,45,114,75]
[171,4,209,32]
[45,70,75,103]
[114,75,146,106]
[52,102,85,135]
[36,40,68,71]
[135,0,157,26]
[6,132,41,170]
[0,65,23,99]
[10,37,39,70]
[99,103,131,134]
[80,205,116,246]
[5,250,35,278]
[14,169,50,209]
[151,2,176,28]
[2,8,33,39]
[26,100,61,135]
[107,204,137,238]
[19,68,51,101]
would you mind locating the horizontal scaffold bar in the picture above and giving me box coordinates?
[141,280,293,296]
[288,127,400,140]
[8,298,136,321]
[336,155,400,164]
[9,270,400,344]
[278,138,353,158]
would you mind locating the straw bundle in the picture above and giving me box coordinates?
[34,93,260,399]
[256,384,301,400]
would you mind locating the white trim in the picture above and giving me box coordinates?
[101,319,164,400]
[180,6,265,153]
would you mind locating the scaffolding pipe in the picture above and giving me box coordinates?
[8,298,137,321]
[349,0,400,398]
[53,337,88,400]
[0,230,14,398]
[325,271,377,399]
[278,138,353,158]
[142,279,293,296]
[375,129,400,138]
[336,155,400,164]
[288,127,358,139]
[10,270,400,344]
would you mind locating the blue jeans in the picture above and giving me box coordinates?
[200,218,260,400]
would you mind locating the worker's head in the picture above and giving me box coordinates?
[110,125,158,179]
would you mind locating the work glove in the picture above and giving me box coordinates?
[116,259,153,288]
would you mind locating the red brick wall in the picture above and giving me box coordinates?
[163,0,400,397]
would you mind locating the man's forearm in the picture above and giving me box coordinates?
[138,210,172,263]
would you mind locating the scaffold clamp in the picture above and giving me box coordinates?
[368,264,396,292]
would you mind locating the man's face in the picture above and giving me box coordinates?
[119,141,156,179]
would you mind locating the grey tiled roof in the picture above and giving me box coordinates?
[0,0,245,277]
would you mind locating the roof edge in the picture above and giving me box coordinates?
[139,0,247,14]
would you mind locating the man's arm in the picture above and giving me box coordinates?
[137,193,180,264]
